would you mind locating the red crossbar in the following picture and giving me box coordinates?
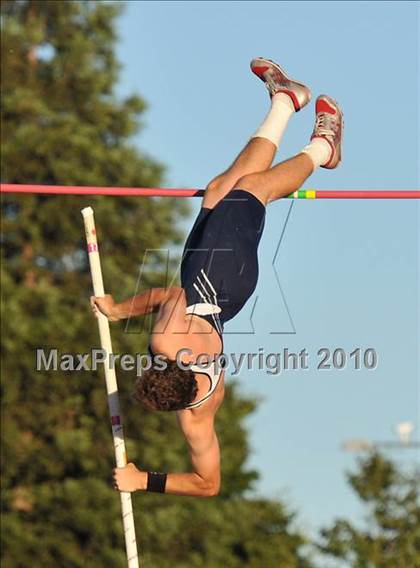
[315,190,420,199]
[0,183,204,197]
[1,184,419,199]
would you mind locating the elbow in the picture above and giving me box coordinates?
[200,479,220,498]
[207,484,220,497]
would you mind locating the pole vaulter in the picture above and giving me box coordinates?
[86,58,419,506]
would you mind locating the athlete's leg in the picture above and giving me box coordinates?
[202,59,311,209]
[203,137,277,209]
[234,95,344,204]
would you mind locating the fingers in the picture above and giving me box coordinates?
[90,296,101,319]
[112,465,129,490]
[112,466,128,491]
[112,467,120,490]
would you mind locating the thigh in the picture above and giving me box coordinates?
[201,174,239,209]
[231,185,269,206]
[232,172,272,205]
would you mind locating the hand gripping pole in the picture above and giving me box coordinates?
[81,207,139,568]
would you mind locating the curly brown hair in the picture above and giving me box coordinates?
[132,360,198,411]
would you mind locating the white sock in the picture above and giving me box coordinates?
[251,93,295,148]
[301,137,332,169]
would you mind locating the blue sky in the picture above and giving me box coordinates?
[115,1,419,533]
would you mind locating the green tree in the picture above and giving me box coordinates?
[1,1,312,566]
[318,452,420,568]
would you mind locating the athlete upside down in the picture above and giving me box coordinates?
[91,57,343,497]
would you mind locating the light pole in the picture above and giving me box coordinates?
[343,422,420,452]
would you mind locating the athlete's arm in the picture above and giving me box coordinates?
[168,413,221,496]
[113,414,221,497]
[90,287,183,321]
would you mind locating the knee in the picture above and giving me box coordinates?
[206,175,226,193]
[233,173,261,191]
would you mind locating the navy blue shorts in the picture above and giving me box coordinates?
[181,190,266,332]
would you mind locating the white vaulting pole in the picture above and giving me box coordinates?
[81,207,139,568]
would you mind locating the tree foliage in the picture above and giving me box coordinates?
[1,2,311,566]
[318,452,420,568]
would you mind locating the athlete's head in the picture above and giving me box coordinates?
[132,360,198,411]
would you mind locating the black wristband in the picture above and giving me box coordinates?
[146,471,167,493]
